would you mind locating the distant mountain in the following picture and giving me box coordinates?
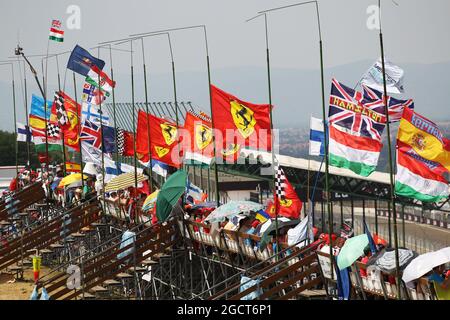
[1,59,449,132]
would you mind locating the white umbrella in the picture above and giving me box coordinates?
[402,247,450,283]
[204,201,263,223]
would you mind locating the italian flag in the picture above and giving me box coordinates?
[329,124,382,177]
[395,148,449,202]
[85,65,115,96]
[49,28,64,42]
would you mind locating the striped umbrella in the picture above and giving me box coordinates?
[105,172,148,193]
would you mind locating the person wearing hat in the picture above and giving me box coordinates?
[72,188,83,206]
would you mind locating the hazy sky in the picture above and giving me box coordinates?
[1,0,450,130]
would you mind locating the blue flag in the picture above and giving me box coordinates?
[30,94,52,119]
[364,221,377,255]
[67,45,105,77]
[309,116,325,156]
[102,125,116,153]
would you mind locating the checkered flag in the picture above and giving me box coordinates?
[47,122,61,138]
[274,165,286,200]
[54,92,68,126]
[117,128,125,155]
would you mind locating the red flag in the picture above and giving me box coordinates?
[51,91,81,151]
[273,168,302,219]
[183,111,214,165]
[122,130,135,157]
[136,110,181,168]
[211,85,272,160]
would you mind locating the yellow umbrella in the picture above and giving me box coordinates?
[58,173,88,188]
[105,172,148,193]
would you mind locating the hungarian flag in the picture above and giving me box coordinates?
[211,85,272,160]
[136,110,181,168]
[395,142,449,203]
[328,79,386,177]
[183,111,214,165]
[268,166,302,219]
[52,91,81,151]
[49,20,64,42]
[85,65,115,97]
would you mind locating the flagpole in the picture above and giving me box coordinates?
[54,55,67,176]
[14,48,49,168]
[73,72,85,192]
[1,63,20,176]
[258,0,333,279]
[129,25,222,207]
[41,58,50,171]
[97,48,107,213]
[245,13,280,257]
[378,0,402,299]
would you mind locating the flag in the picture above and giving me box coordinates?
[81,102,110,125]
[395,144,449,202]
[33,136,63,153]
[82,83,106,105]
[49,20,64,42]
[211,85,272,159]
[117,128,135,157]
[397,107,450,172]
[46,122,61,138]
[361,57,405,94]
[65,162,81,173]
[136,110,181,168]
[309,116,325,157]
[255,210,271,223]
[85,65,115,96]
[67,45,105,77]
[328,79,386,177]
[30,95,52,120]
[363,221,377,255]
[183,111,214,165]
[362,84,414,123]
[81,141,102,164]
[80,120,101,149]
[52,92,68,126]
[102,125,117,153]
[57,92,81,151]
[185,181,206,204]
[274,166,302,219]
[17,123,33,143]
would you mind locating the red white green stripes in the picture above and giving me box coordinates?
[395,149,449,202]
[49,28,64,42]
[329,124,382,177]
[85,65,115,96]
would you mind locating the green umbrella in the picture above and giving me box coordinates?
[156,170,188,222]
[337,234,369,270]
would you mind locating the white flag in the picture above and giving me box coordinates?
[361,57,405,94]
[309,117,325,157]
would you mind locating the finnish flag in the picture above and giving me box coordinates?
[309,117,325,157]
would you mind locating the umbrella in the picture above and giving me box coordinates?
[105,172,148,193]
[367,248,417,274]
[337,234,369,270]
[258,218,300,250]
[204,201,263,223]
[156,170,188,222]
[142,190,159,212]
[58,173,88,188]
[402,247,450,283]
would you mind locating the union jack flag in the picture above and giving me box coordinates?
[361,84,414,123]
[51,20,62,29]
[80,120,101,149]
[329,78,386,141]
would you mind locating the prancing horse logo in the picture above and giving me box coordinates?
[230,100,256,139]
[160,123,177,146]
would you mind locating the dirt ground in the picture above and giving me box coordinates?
[0,266,50,300]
